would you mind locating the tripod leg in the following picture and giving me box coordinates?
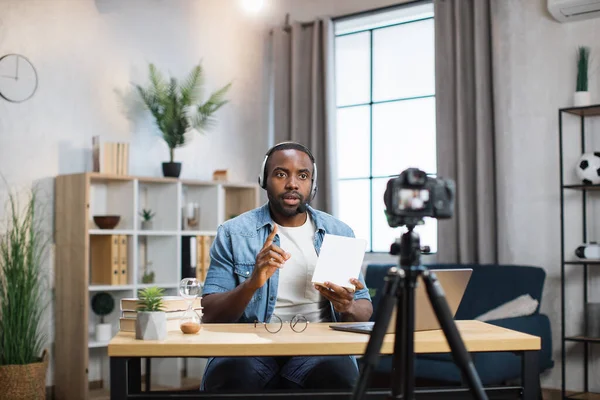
[421,270,489,400]
[352,268,404,400]
[399,268,418,400]
[390,280,406,399]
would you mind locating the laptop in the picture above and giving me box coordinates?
[329,268,472,334]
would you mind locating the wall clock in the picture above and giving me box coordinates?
[0,54,38,103]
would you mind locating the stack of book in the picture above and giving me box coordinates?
[92,135,130,175]
[119,296,203,332]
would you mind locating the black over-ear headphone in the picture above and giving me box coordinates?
[258,141,318,201]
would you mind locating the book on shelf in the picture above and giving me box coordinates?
[118,235,128,284]
[197,235,212,282]
[90,235,128,285]
[92,135,130,175]
[120,296,202,311]
[181,236,196,280]
[181,235,213,282]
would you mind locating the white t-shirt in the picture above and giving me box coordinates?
[274,214,329,323]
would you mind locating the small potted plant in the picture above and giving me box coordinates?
[135,286,167,340]
[141,261,155,284]
[91,292,115,342]
[574,46,591,107]
[139,209,155,230]
[135,63,232,178]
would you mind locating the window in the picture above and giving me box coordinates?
[333,2,436,253]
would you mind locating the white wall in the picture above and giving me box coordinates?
[0,0,277,190]
[493,0,600,392]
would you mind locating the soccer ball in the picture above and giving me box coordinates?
[576,152,600,184]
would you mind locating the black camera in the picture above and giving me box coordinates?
[383,167,455,228]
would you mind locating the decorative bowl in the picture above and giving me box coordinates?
[93,215,121,230]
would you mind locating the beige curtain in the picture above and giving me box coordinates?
[270,18,337,214]
[435,0,498,263]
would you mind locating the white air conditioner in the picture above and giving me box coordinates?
[548,0,600,22]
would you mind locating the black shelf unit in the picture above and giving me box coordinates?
[559,104,600,399]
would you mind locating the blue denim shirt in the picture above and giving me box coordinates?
[202,202,371,323]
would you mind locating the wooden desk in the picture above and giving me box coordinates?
[109,321,541,400]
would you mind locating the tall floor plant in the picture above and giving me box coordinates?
[0,188,49,367]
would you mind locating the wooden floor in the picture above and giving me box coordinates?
[89,383,577,400]
[545,391,600,400]
[90,377,201,399]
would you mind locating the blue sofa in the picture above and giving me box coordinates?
[364,263,554,387]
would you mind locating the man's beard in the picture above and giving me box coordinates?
[269,192,305,217]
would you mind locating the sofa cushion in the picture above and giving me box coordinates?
[475,294,539,321]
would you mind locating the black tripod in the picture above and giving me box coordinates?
[351,226,488,400]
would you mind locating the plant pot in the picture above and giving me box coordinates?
[95,323,113,342]
[162,162,182,178]
[0,349,49,400]
[141,220,153,230]
[574,91,591,107]
[135,311,167,340]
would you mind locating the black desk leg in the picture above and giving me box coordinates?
[110,357,127,400]
[128,357,142,394]
[521,351,540,400]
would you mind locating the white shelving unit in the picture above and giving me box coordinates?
[89,284,135,292]
[54,172,260,400]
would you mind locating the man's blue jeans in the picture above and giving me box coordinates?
[200,355,359,391]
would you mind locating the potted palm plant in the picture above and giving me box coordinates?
[135,286,167,340]
[574,46,591,107]
[0,188,50,399]
[135,63,232,178]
